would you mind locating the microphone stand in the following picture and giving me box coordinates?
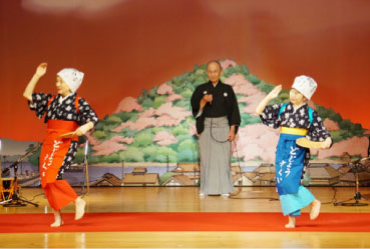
[80,140,89,195]
[333,158,369,206]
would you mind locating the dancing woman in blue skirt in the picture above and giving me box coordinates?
[256,76,332,228]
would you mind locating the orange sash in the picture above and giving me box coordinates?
[39,120,78,187]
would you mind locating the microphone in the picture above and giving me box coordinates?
[206,87,214,105]
[84,140,89,157]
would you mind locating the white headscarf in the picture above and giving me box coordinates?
[57,68,84,93]
[291,75,317,100]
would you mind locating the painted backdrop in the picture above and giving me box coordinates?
[1,0,370,187]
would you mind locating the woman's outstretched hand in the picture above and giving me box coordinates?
[267,85,282,100]
[255,85,283,115]
[35,63,47,78]
[74,122,94,136]
[23,62,48,102]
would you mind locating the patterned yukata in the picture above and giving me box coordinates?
[29,92,98,210]
[260,102,331,216]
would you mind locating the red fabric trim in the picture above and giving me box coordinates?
[43,180,78,211]
[47,120,79,131]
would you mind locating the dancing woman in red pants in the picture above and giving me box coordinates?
[23,63,98,227]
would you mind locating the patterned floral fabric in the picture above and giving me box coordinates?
[260,102,331,142]
[29,93,98,126]
[29,92,98,178]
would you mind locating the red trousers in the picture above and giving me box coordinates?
[43,180,78,211]
[40,120,79,211]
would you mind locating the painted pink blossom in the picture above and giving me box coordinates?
[92,136,134,156]
[93,143,127,156]
[139,108,156,118]
[112,117,156,132]
[315,136,369,159]
[233,124,280,162]
[157,83,174,95]
[114,97,143,113]
[156,102,191,121]
[153,130,178,145]
[85,132,101,146]
[239,143,265,161]
[109,135,134,144]
[224,74,260,96]
[114,102,191,132]
[126,117,156,130]
[240,93,267,116]
[220,59,237,69]
[166,93,184,102]
[323,118,340,131]
[156,115,182,127]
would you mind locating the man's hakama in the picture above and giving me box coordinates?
[199,117,234,195]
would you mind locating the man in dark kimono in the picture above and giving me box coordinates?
[191,60,241,197]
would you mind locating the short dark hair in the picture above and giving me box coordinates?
[206,60,222,70]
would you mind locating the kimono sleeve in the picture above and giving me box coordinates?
[259,103,283,129]
[190,85,204,118]
[78,98,99,126]
[28,93,53,119]
[228,86,241,128]
[307,111,332,143]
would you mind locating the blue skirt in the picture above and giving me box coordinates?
[280,186,315,216]
[275,133,314,216]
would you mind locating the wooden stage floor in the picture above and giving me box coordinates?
[1,186,370,248]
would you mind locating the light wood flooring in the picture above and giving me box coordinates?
[1,186,370,248]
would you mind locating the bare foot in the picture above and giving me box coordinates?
[75,197,86,220]
[50,220,64,227]
[285,216,296,228]
[50,210,63,227]
[310,199,321,220]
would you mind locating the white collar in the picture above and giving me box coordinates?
[292,102,306,112]
[59,93,74,104]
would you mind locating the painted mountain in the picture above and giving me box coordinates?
[83,59,369,165]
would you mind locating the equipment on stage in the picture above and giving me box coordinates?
[0,178,15,202]
[79,140,90,195]
[334,157,370,206]
[0,143,41,207]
